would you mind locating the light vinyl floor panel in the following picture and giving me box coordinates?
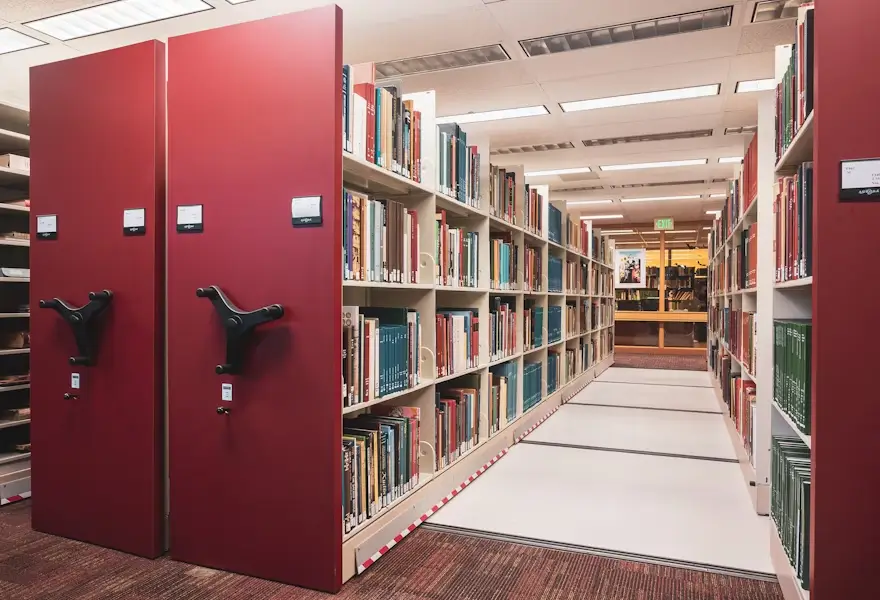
[428,443,773,575]
[569,381,721,413]
[597,367,713,388]
[525,404,738,461]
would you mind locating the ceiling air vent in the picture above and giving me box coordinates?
[491,141,575,155]
[608,180,705,189]
[751,0,807,23]
[583,129,713,147]
[375,44,510,79]
[724,125,758,135]
[554,185,605,192]
[519,6,732,57]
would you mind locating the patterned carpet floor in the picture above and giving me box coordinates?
[0,500,783,600]
[613,353,708,371]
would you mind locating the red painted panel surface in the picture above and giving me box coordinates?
[167,6,342,592]
[813,2,880,597]
[29,41,166,558]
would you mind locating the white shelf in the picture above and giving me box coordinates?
[0,238,28,247]
[342,378,435,415]
[0,313,28,318]
[0,418,28,430]
[771,400,811,448]
[775,276,812,290]
[775,112,814,175]
[0,202,28,213]
[0,348,29,356]
[434,363,485,385]
[0,383,29,393]
[0,277,28,283]
[343,280,433,290]
[0,166,29,188]
[342,151,434,197]
[487,353,521,368]
[0,451,29,466]
[522,344,546,357]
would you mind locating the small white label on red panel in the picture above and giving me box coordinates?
[221,383,232,402]
[71,373,80,389]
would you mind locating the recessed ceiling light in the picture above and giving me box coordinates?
[709,193,727,198]
[525,167,591,177]
[560,84,719,113]
[724,125,758,135]
[579,214,624,221]
[718,156,743,163]
[0,28,45,55]
[600,159,708,172]
[601,230,634,235]
[620,195,702,203]
[25,0,213,41]
[752,0,805,23]
[436,105,549,125]
[706,210,721,216]
[566,199,614,206]
[735,79,775,93]
[375,44,509,78]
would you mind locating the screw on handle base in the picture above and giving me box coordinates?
[64,393,79,400]
[216,406,230,415]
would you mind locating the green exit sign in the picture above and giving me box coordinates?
[654,217,674,231]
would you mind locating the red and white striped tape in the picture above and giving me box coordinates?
[0,491,31,507]
[357,400,566,575]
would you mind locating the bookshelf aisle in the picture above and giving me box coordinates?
[340,80,615,582]
[0,100,30,507]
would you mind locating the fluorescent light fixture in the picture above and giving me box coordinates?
[703,226,712,230]
[226,0,254,3]
[640,231,660,235]
[735,79,775,93]
[436,105,549,125]
[601,230,634,235]
[600,159,708,172]
[709,193,727,198]
[0,28,45,55]
[566,199,614,206]
[620,194,701,203]
[560,84,719,113]
[669,229,697,234]
[579,214,624,221]
[718,156,743,164]
[526,167,591,177]
[706,210,721,216]
[25,0,213,41]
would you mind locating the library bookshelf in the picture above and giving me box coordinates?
[0,100,30,507]
[339,122,616,582]
[162,8,615,593]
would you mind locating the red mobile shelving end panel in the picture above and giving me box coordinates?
[167,6,343,592]
[29,41,167,558]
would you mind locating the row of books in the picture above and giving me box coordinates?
[435,384,480,469]
[547,351,561,395]
[591,300,614,329]
[343,190,420,284]
[489,362,518,432]
[435,210,479,288]
[548,256,563,293]
[566,348,577,382]
[592,327,614,364]
[489,234,518,290]
[579,302,589,334]
[548,204,562,244]
[721,308,757,376]
[524,303,544,350]
[566,259,587,295]
[775,4,814,160]
[565,303,578,337]
[742,131,759,208]
[488,298,517,362]
[342,406,420,533]
[771,435,811,591]
[729,370,757,461]
[547,306,562,344]
[436,309,479,378]
[567,217,589,255]
[342,306,421,408]
[579,340,590,372]
[775,163,813,283]
[524,246,542,292]
[523,361,542,412]
[489,165,516,223]
[709,177,743,254]
[773,319,812,435]
[341,70,421,183]
[591,263,613,296]
[438,123,480,208]
[523,186,544,235]
[741,224,757,290]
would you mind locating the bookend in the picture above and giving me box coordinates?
[38,290,114,366]
[195,285,284,375]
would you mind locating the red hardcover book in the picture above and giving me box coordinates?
[354,83,376,164]
[413,110,421,183]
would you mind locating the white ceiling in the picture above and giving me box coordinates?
[0,0,796,240]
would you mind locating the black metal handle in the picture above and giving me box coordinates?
[64,393,78,400]
[196,285,283,375]
[216,406,230,415]
[39,290,113,366]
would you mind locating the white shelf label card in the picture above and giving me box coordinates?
[291,195,323,227]
[176,204,203,233]
[36,214,58,240]
[123,208,146,236]
[71,373,80,389]
[221,383,232,402]
[840,158,880,201]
